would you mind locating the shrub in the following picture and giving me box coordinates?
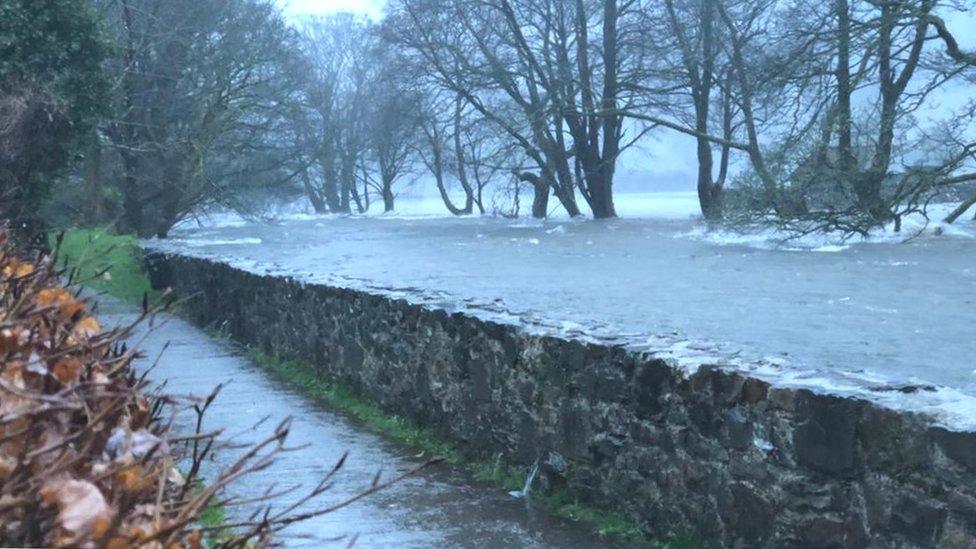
[0,230,422,546]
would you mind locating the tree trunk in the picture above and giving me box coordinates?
[519,172,550,218]
[301,170,327,213]
[594,0,619,219]
[945,191,976,224]
[321,157,342,213]
[382,180,395,212]
[339,156,357,213]
[861,2,930,223]
[531,184,550,218]
[550,160,581,217]
[82,135,102,225]
[553,186,580,217]
[431,127,472,215]
[588,173,616,218]
[835,0,856,178]
[349,180,365,213]
[451,96,475,214]
[666,0,724,221]
[155,194,179,238]
[698,184,723,221]
[154,158,184,239]
[718,3,780,209]
[119,150,144,235]
[475,184,485,214]
[436,177,470,215]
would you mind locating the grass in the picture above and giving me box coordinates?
[190,477,230,540]
[249,351,467,464]
[198,499,227,529]
[49,227,157,303]
[248,350,650,544]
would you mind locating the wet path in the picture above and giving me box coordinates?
[97,296,624,548]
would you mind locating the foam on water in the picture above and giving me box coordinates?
[149,192,976,432]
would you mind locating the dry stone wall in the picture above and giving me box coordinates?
[146,252,976,548]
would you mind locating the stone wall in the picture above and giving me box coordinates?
[146,252,976,548]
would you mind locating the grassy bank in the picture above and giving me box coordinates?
[249,351,651,544]
[50,227,156,303]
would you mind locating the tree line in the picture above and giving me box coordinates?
[2,0,975,237]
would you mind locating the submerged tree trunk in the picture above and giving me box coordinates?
[518,172,550,218]
[664,0,728,222]
[718,2,780,210]
[301,170,327,213]
[550,161,581,217]
[451,97,475,214]
[429,118,473,215]
[382,179,395,212]
[860,2,930,223]
[593,0,619,219]
[587,173,616,219]
[435,175,471,215]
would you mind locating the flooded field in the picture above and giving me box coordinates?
[148,196,976,427]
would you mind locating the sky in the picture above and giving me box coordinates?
[276,0,385,20]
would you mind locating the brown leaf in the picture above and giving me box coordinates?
[73,317,101,339]
[41,479,112,540]
[51,358,82,385]
[0,454,17,481]
[117,464,153,495]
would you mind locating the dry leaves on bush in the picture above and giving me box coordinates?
[0,231,431,547]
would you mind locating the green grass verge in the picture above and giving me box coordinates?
[198,499,227,529]
[49,227,157,303]
[249,350,650,544]
[188,477,230,540]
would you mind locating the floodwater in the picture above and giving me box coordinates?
[148,196,976,425]
[98,297,626,548]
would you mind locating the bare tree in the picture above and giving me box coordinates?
[101,0,297,237]
[924,9,976,222]
[360,43,421,213]
[678,0,976,234]
[654,0,738,220]
[296,14,374,214]
[415,90,512,215]
[387,0,658,218]
[417,92,475,214]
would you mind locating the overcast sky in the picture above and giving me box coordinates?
[276,0,385,20]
